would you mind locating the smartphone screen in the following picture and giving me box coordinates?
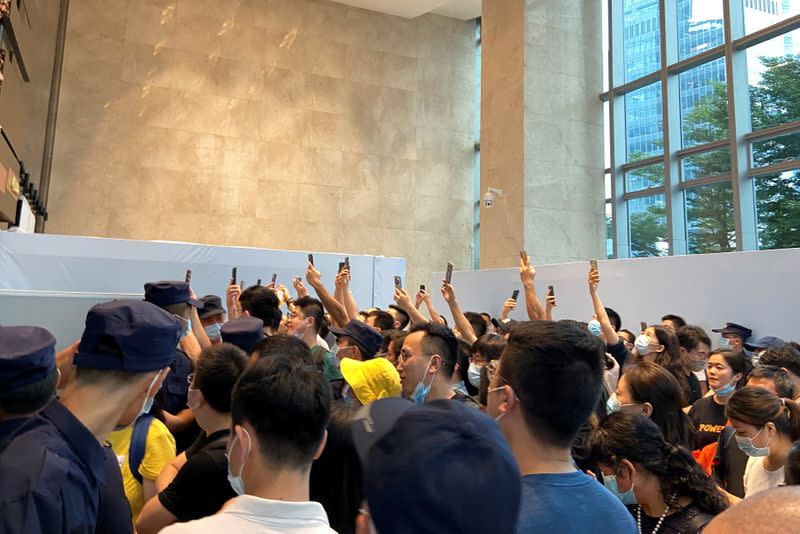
[420,284,426,292]
[338,262,345,273]
[511,289,520,301]
[257,278,262,286]
[547,285,555,297]
[445,262,454,284]
[394,276,402,289]
[231,267,237,285]
[185,269,192,284]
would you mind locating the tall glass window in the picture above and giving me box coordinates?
[605,0,800,258]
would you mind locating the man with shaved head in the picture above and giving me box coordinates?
[704,486,800,534]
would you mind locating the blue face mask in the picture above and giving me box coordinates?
[603,474,637,505]
[204,322,222,341]
[714,379,737,397]
[410,356,436,405]
[606,393,622,413]
[468,362,482,387]
[227,430,251,496]
[719,337,731,349]
[735,426,771,457]
[588,320,603,337]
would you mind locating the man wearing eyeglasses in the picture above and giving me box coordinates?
[396,322,478,407]
[137,343,248,534]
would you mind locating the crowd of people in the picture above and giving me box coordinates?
[1,255,800,533]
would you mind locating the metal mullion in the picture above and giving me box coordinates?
[674,139,730,158]
[623,187,666,202]
[661,0,684,255]
[743,120,800,143]
[610,0,628,258]
[747,160,800,178]
[725,0,757,250]
[608,71,661,98]
[620,154,664,172]
[732,14,800,50]
[677,174,732,190]
[666,45,726,76]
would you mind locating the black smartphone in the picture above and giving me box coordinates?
[445,262,453,284]
[271,273,277,284]
[231,267,237,285]
[256,278,262,286]
[420,284,426,292]
[547,285,555,297]
[308,253,314,266]
[511,289,520,301]
[338,262,345,273]
[640,321,648,332]
[185,269,192,284]
[394,276,402,290]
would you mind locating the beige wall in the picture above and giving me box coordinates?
[48,0,476,288]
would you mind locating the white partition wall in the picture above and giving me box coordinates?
[431,248,800,343]
[0,233,404,349]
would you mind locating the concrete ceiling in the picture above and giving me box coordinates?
[327,0,481,20]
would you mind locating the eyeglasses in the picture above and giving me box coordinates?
[397,351,435,366]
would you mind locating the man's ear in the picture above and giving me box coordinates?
[394,321,401,330]
[313,430,328,461]
[429,354,443,373]
[641,402,653,418]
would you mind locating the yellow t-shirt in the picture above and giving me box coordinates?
[108,417,176,524]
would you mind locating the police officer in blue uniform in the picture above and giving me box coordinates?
[0,300,182,533]
[144,281,203,452]
[220,316,265,354]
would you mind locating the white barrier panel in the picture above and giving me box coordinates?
[431,248,800,344]
[0,233,405,349]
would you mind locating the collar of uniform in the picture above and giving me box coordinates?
[0,416,43,454]
[40,399,107,484]
[224,495,330,526]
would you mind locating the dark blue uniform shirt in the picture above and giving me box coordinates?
[0,400,132,533]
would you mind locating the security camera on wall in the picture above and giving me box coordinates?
[483,187,503,209]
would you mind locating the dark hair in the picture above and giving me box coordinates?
[727,387,800,442]
[309,404,362,534]
[502,321,605,448]
[232,354,331,470]
[748,365,796,399]
[367,310,395,332]
[239,286,282,329]
[619,329,635,344]
[409,322,458,378]
[605,307,621,332]
[710,349,750,389]
[471,333,506,362]
[454,337,474,394]
[387,331,408,360]
[676,325,711,352]
[0,368,58,415]
[587,413,728,515]
[480,312,491,322]
[786,441,800,485]
[648,325,692,402]
[661,314,687,329]
[380,329,397,354]
[759,344,800,379]
[622,362,694,449]
[464,312,488,338]
[295,296,324,334]
[194,343,248,413]
[251,334,315,366]
[388,306,410,330]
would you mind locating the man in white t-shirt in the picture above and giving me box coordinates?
[160,355,333,534]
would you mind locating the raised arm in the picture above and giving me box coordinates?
[394,287,430,326]
[306,262,350,327]
[587,267,620,346]
[441,281,477,344]
[339,268,363,322]
[520,255,546,320]
[421,290,445,325]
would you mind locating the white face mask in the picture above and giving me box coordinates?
[634,334,653,355]
[227,428,251,496]
[139,370,163,418]
[468,362,482,387]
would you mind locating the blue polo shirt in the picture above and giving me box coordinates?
[0,399,132,533]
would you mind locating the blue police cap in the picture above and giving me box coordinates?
[329,319,383,358]
[74,300,182,372]
[220,317,265,354]
[0,326,57,388]
[144,281,202,308]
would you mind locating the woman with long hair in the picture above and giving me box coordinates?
[607,361,695,450]
[588,412,728,533]
[635,325,700,406]
[726,387,800,497]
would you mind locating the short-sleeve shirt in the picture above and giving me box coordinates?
[516,471,636,533]
[109,417,177,522]
[158,429,236,521]
[688,396,728,450]
[743,456,785,497]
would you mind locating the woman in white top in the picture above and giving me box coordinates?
[726,386,800,497]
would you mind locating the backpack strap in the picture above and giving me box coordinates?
[687,511,715,533]
[129,414,155,485]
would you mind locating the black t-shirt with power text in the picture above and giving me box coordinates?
[688,396,727,450]
[158,429,235,522]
